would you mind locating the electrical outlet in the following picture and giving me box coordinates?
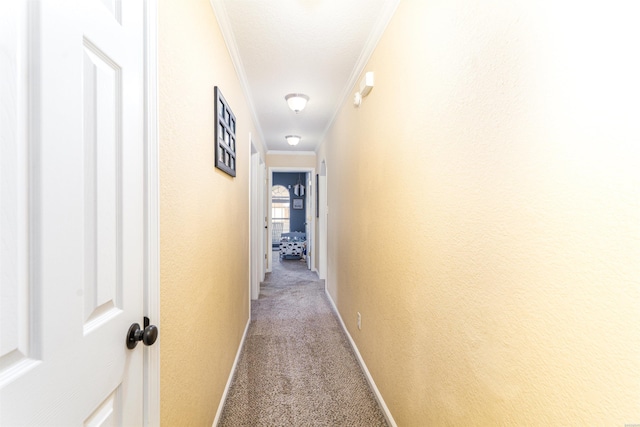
[357,312,361,330]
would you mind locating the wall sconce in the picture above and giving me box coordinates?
[285,93,309,113]
[285,135,301,146]
[353,71,374,107]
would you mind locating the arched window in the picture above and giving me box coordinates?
[272,185,290,246]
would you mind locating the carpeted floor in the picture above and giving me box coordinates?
[217,252,388,426]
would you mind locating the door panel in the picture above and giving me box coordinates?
[0,0,38,380]
[0,1,146,424]
[84,387,122,427]
[82,37,123,332]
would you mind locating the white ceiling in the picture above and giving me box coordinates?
[210,0,400,153]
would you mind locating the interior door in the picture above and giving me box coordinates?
[264,169,270,273]
[0,0,149,425]
[305,172,312,270]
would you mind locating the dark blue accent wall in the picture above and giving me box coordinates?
[273,172,306,233]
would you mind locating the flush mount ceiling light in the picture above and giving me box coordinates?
[285,135,301,146]
[284,93,309,113]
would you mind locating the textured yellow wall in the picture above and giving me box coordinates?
[266,153,316,169]
[158,0,259,424]
[318,0,640,424]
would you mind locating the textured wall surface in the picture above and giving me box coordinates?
[158,0,261,424]
[267,153,316,169]
[317,0,640,424]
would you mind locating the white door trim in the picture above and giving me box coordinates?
[318,160,327,282]
[250,146,256,301]
[268,167,316,273]
[259,158,266,282]
[249,138,265,301]
[143,1,160,425]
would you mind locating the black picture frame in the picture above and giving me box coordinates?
[214,86,236,177]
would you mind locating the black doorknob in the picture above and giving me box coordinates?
[126,321,158,349]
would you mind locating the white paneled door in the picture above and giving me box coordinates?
[1,0,153,425]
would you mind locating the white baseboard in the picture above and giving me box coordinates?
[324,290,397,427]
[212,318,251,426]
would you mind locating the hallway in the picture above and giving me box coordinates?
[2,0,639,424]
[218,252,387,426]
[156,0,640,424]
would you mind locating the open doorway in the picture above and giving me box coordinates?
[267,167,316,273]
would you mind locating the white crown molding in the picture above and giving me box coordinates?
[267,150,317,156]
[318,0,401,149]
[209,0,268,155]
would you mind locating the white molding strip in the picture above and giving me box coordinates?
[143,1,160,426]
[266,150,316,157]
[209,0,267,155]
[212,318,251,427]
[317,0,401,154]
[324,289,397,427]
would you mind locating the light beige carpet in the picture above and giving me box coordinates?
[218,252,388,426]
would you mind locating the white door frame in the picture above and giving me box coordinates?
[262,164,268,277]
[260,160,266,281]
[267,167,316,273]
[318,160,328,282]
[250,144,257,301]
[143,1,160,424]
[305,171,312,270]
[249,139,265,301]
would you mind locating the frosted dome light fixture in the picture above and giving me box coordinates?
[285,93,309,113]
[285,135,301,146]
